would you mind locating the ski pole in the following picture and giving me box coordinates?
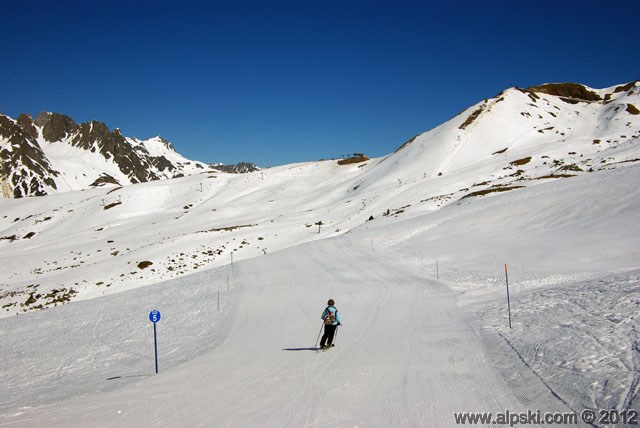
[333,325,339,345]
[314,322,324,348]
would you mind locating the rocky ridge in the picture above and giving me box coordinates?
[0,112,258,198]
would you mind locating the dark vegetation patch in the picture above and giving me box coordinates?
[602,158,640,167]
[394,134,420,153]
[535,174,576,180]
[626,104,640,115]
[526,83,602,102]
[614,81,638,93]
[593,139,601,145]
[420,193,454,204]
[104,201,122,210]
[90,174,121,188]
[12,286,78,312]
[137,261,153,270]
[1,235,18,242]
[560,164,583,172]
[383,205,411,217]
[23,232,36,239]
[459,104,486,130]
[43,288,78,305]
[461,186,525,199]
[338,153,369,165]
[205,224,256,233]
[537,127,554,133]
[510,157,532,166]
[526,91,540,102]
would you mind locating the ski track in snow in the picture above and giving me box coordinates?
[0,236,572,427]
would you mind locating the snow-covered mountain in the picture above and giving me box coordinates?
[0,112,260,198]
[0,80,638,427]
[1,79,638,312]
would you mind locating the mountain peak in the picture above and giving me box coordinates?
[0,111,213,197]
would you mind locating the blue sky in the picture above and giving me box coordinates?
[1,1,638,166]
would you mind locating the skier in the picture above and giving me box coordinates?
[320,299,341,350]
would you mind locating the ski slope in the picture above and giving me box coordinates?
[1,235,571,428]
[2,165,638,427]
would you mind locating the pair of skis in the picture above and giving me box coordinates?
[317,344,335,352]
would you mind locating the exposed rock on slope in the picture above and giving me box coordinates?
[0,112,212,198]
[0,115,58,197]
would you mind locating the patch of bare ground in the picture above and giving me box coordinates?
[461,185,525,199]
[137,261,153,269]
[626,104,640,115]
[535,174,576,180]
[202,224,257,233]
[382,205,411,217]
[103,201,122,210]
[459,104,486,130]
[394,134,420,153]
[510,157,532,166]
[526,83,602,102]
[338,153,369,165]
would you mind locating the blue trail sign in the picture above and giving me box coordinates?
[149,310,161,373]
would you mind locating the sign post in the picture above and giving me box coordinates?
[149,309,161,373]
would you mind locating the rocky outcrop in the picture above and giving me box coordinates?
[211,162,261,174]
[35,112,79,142]
[0,111,215,198]
[526,83,602,102]
[0,115,58,198]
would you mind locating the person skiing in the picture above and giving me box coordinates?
[320,299,341,350]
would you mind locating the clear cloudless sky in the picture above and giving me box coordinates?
[1,0,638,166]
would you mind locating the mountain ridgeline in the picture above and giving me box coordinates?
[0,112,259,198]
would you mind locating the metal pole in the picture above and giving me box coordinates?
[153,322,159,373]
[505,263,512,329]
[314,322,324,348]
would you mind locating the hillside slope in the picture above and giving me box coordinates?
[0,165,637,426]
[0,81,638,315]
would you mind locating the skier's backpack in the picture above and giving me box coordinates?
[323,307,337,325]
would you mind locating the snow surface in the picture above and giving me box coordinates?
[0,82,639,427]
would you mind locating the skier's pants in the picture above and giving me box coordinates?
[320,324,337,347]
